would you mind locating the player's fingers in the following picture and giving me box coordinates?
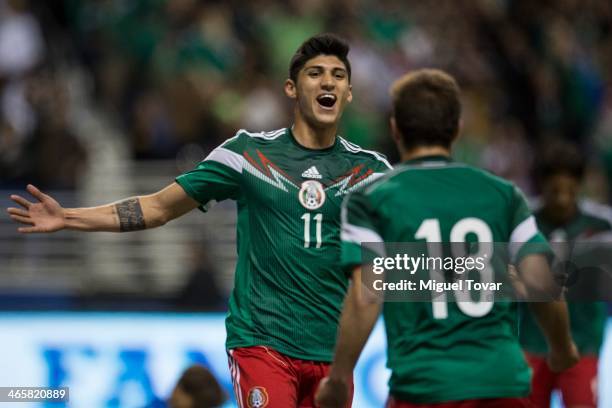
[18,226,42,233]
[27,184,47,201]
[10,194,32,209]
[7,207,29,217]
[507,264,527,299]
[10,214,34,225]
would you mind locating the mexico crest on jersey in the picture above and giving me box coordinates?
[247,386,269,408]
[299,180,326,210]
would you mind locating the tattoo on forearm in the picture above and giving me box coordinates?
[115,198,146,232]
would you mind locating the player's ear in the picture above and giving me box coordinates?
[346,84,353,104]
[284,79,297,99]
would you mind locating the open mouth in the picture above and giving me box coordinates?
[316,94,337,109]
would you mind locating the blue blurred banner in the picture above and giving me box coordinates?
[0,313,609,408]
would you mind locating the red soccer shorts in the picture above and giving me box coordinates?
[386,397,534,408]
[524,352,598,408]
[228,346,353,408]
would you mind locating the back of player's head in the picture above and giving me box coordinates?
[390,69,461,150]
[171,364,226,408]
[289,33,351,83]
[536,140,585,182]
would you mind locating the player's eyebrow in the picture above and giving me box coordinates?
[304,65,348,74]
[304,65,348,75]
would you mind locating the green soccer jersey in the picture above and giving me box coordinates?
[519,201,612,356]
[341,156,550,404]
[176,127,391,361]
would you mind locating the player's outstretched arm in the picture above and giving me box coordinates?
[518,254,580,373]
[6,183,199,233]
[316,266,381,408]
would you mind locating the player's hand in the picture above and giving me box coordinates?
[507,264,528,300]
[315,376,349,408]
[6,184,66,233]
[547,341,580,373]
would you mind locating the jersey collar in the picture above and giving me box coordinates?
[404,155,452,166]
[287,127,340,152]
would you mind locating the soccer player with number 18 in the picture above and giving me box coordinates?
[6,34,391,407]
[316,69,579,408]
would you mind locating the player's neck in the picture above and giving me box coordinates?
[401,146,451,162]
[292,116,337,150]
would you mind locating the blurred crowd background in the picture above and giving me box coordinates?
[1,0,612,309]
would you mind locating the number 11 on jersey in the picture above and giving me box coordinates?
[301,213,323,248]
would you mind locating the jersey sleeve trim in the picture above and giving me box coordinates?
[205,147,245,174]
[509,215,539,260]
[510,215,538,243]
[340,203,385,253]
[341,222,384,245]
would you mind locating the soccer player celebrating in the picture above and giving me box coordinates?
[316,69,579,408]
[6,34,391,407]
[520,141,611,408]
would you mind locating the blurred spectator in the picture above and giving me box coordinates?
[167,364,227,408]
[0,0,44,78]
[481,119,535,194]
[51,0,612,185]
[0,0,44,187]
[24,68,88,189]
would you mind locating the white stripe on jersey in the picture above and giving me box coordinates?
[326,171,386,196]
[205,144,296,191]
[341,222,384,244]
[510,215,538,244]
[579,199,612,226]
[341,222,386,258]
[217,128,285,149]
[239,128,286,139]
[338,136,393,169]
[509,215,539,260]
[243,160,295,191]
[205,147,246,173]
[341,204,385,256]
[344,172,386,195]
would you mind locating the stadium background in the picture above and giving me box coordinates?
[0,0,611,407]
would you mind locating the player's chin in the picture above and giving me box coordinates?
[312,107,340,126]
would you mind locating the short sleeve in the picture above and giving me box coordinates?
[340,190,384,276]
[508,186,551,262]
[175,133,246,211]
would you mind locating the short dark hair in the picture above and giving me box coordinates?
[390,69,461,150]
[289,33,351,83]
[536,140,585,181]
[176,365,226,407]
